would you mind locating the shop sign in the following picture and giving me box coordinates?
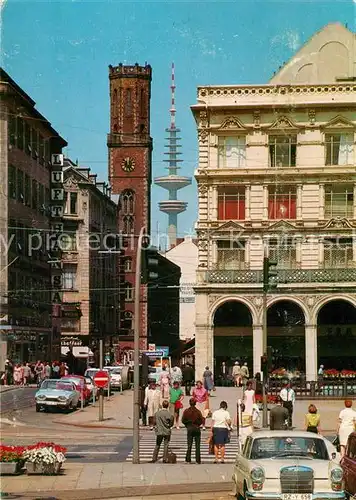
[50,153,64,305]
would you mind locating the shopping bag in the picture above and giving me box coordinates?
[175,400,183,410]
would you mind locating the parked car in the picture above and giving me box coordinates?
[341,431,356,498]
[232,430,345,500]
[84,375,97,399]
[35,379,79,412]
[61,375,91,405]
[105,366,123,390]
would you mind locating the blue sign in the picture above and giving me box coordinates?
[156,346,169,357]
[142,350,164,357]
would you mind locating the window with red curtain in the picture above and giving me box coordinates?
[218,188,245,220]
[268,187,297,219]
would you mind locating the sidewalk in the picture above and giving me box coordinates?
[0,462,233,499]
[53,386,343,432]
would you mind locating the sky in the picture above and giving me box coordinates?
[2,0,355,239]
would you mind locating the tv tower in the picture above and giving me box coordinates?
[154,63,192,248]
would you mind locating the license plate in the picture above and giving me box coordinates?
[43,401,61,406]
[282,495,312,500]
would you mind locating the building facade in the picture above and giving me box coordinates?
[147,253,181,354]
[0,69,67,367]
[61,160,119,357]
[164,236,198,340]
[191,23,356,382]
[107,63,152,354]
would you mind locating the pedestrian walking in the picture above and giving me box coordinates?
[269,395,289,430]
[182,364,194,396]
[151,400,174,463]
[13,364,23,385]
[4,359,13,385]
[192,380,209,430]
[280,382,295,429]
[211,401,232,464]
[144,380,161,430]
[159,366,171,401]
[337,399,356,458]
[243,381,256,416]
[232,362,241,387]
[23,363,31,385]
[203,366,214,394]
[240,363,249,389]
[182,397,203,464]
[44,362,51,379]
[171,366,182,384]
[305,404,321,434]
[169,381,184,429]
[237,400,253,448]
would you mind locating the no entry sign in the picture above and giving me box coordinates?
[93,370,110,389]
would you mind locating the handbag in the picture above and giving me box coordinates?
[332,435,340,452]
[175,400,183,410]
[204,397,212,418]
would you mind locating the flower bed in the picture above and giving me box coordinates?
[0,442,66,476]
[255,394,278,404]
[270,368,301,380]
[323,369,356,379]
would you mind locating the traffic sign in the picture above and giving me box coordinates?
[93,370,110,389]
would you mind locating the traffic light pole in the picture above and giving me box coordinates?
[262,288,268,428]
[132,227,146,464]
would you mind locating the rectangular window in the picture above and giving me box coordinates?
[39,134,45,165]
[17,169,24,203]
[324,238,353,268]
[63,265,77,289]
[70,192,78,214]
[269,135,297,167]
[325,133,354,166]
[61,233,77,251]
[124,258,132,272]
[32,129,38,159]
[9,114,16,146]
[268,186,297,219]
[8,165,16,199]
[24,174,31,206]
[216,240,245,270]
[17,118,24,150]
[218,187,245,220]
[325,185,354,218]
[25,122,31,154]
[218,136,246,168]
[38,184,45,208]
[32,180,38,210]
[61,318,80,332]
[268,238,297,269]
[125,283,134,302]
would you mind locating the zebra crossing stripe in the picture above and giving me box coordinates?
[126,431,240,463]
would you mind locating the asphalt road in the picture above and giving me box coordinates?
[0,386,37,414]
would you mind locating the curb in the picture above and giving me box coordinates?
[52,419,133,430]
[6,480,234,499]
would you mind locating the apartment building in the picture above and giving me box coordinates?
[191,23,356,381]
[61,160,120,355]
[0,69,66,366]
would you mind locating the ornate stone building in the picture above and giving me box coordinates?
[191,23,356,381]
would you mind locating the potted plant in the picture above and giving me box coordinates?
[23,442,66,475]
[0,445,25,475]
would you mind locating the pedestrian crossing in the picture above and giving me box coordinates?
[126,429,240,464]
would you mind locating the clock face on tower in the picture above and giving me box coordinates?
[122,157,135,172]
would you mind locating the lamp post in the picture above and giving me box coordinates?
[132,227,147,464]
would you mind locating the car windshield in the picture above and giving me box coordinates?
[250,437,329,460]
[62,378,83,387]
[110,368,122,375]
[41,380,74,392]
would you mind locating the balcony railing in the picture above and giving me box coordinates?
[204,268,356,284]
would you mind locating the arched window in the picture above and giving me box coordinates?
[123,215,134,235]
[124,282,134,302]
[122,311,133,332]
[125,89,132,117]
[113,89,117,103]
[121,190,135,215]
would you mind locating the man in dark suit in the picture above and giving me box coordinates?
[182,364,195,396]
[182,398,203,464]
[269,396,289,430]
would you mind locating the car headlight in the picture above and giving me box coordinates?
[58,396,68,402]
[36,395,46,400]
[251,467,265,482]
[330,467,343,483]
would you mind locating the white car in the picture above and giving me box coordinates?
[84,375,97,399]
[232,430,345,500]
[105,366,123,390]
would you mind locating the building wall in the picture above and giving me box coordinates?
[191,24,356,382]
[164,236,198,340]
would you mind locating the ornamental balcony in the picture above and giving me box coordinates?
[199,267,356,285]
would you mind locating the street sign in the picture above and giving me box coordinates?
[93,370,109,389]
[141,350,164,357]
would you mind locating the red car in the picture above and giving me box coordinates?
[61,376,91,405]
[341,431,356,498]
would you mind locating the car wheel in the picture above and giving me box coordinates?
[36,404,41,413]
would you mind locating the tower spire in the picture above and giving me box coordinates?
[154,63,192,249]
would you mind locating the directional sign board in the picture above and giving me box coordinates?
[93,370,110,389]
[141,350,164,357]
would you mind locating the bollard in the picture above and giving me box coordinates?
[99,388,104,421]
[92,388,96,407]
[107,382,110,401]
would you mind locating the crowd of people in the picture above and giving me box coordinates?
[1,359,69,386]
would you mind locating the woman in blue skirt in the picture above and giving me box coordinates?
[211,401,232,463]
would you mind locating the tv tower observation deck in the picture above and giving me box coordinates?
[154,63,191,248]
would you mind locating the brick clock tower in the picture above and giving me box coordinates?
[107,63,152,354]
